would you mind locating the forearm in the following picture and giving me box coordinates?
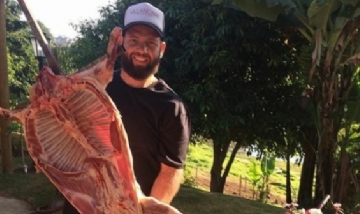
[150,164,183,204]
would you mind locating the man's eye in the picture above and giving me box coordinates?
[148,42,157,47]
[129,39,137,44]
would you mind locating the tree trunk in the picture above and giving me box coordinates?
[298,127,317,208]
[314,169,322,206]
[314,69,340,204]
[210,148,225,193]
[210,139,241,193]
[333,148,350,203]
[0,0,13,174]
[286,153,292,203]
[317,121,335,199]
[0,0,12,174]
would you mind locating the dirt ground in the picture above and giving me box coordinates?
[0,196,33,214]
[194,170,286,207]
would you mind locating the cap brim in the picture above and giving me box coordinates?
[123,22,164,38]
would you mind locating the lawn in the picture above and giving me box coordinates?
[184,143,302,204]
[172,186,284,214]
[0,142,299,213]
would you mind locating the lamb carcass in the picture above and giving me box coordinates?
[0,27,182,214]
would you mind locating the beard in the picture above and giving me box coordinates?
[121,52,161,81]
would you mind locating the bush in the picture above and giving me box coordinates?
[182,164,197,188]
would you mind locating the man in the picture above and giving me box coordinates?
[62,2,191,213]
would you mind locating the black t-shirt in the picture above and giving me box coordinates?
[105,70,191,196]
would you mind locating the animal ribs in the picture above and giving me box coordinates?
[0,27,182,214]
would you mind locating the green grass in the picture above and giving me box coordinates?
[0,174,285,214]
[0,143,300,213]
[172,186,284,214]
[0,154,59,208]
[184,143,302,201]
[0,173,58,208]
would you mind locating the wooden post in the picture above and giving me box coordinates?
[239,175,242,196]
[17,0,62,75]
[195,165,198,181]
[0,0,13,174]
[244,177,247,191]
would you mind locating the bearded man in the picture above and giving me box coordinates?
[62,2,191,213]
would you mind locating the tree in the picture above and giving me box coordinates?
[162,2,307,193]
[204,0,360,206]
[60,0,307,194]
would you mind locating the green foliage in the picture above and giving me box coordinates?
[164,3,308,156]
[6,0,38,108]
[247,161,263,199]
[182,164,198,188]
[53,45,77,74]
[207,0,360,206]
[210,0,292,22]
[261,154,276,177]
[5,0,56,135]
[259,153,276,203]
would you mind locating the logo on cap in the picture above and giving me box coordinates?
[124,2,165,38]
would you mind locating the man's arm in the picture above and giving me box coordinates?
[149,163,184,204]
[152,97,190,204]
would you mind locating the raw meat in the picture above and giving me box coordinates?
[0,27,182,214]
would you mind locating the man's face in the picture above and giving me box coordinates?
[122,24,166,81]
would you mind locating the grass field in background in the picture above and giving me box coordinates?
[185,143,302,201]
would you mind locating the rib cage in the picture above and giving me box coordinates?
[29,84,118,173]
[35,109,88,172]
[64,88,116,155]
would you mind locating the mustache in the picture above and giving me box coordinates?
[130,52,151,59]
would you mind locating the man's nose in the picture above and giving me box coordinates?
[137,43,148,52]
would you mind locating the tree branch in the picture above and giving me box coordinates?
[221,141,242,180]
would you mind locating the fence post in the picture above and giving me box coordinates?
[239,175,242,196]
[195,165,199,181]
[244,177,247,192]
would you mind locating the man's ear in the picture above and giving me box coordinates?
[160,41,166,58]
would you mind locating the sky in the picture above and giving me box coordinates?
[20,0,116,39]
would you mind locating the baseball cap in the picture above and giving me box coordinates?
[123,2,165,38]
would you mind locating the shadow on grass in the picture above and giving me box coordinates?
[0,172,58,209]
[0,172,285,214]
[173,185,284,214]
[270,182,286,189]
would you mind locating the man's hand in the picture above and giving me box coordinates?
[150,163,184,204]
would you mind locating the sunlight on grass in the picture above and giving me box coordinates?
[185,142,302,202]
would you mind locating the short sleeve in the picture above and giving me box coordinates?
[158,100,191,169]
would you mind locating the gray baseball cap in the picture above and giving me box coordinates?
[123,2,165,38]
